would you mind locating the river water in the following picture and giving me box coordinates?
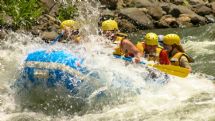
[1,1,215,121]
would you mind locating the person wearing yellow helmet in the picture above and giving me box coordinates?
[101,19,141,63]
[58,19,81,43]
[136,32,170,64]
[163,34,194,72]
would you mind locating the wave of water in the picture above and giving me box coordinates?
[0,30,215,121]
[1,0,215,120]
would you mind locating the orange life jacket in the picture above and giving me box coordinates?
[136,42,162,62]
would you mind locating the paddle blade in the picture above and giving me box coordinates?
[152,64,190,78]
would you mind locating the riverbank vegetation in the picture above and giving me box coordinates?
[0,0,43,29]
[0,0,78,30]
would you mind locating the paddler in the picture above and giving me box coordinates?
[101,19,142,63]
[163,34,194,72]
[58,19,81,43]
[136,32,171,65]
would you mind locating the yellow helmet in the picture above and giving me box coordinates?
[163,34,180,45]
[60,20,80,30]
[101,20,118,31]
[144,32,158,46]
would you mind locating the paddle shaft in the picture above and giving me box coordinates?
[50,31,64,45]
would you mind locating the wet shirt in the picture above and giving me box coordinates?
[159,50,171,65]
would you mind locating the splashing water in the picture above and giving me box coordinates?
[1,1,215,121]
[0,29,215,121]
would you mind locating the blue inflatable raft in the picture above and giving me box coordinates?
[15,50,107,100]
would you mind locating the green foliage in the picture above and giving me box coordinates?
[0,1,5,26]
[0,0,79,29]
[0,18,4,26]
[183,0,190,7]
[0,0,44,29]
[57,4,78,21]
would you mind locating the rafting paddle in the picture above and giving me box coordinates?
[50,31,64,45]
[113,55,190,78]
[149,64,190,78]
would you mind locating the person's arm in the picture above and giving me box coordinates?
[121,39,142,63]
[180,56,192,72]
[159,50,171,65]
